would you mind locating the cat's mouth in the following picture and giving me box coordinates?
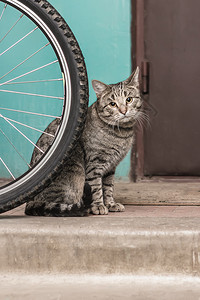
[119,111,139,121]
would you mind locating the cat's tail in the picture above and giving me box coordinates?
[25,201,88,217]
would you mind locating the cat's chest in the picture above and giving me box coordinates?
[84,128,134,169]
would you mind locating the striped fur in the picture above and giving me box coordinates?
[25,67,144,216]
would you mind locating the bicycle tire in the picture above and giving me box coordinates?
[0,0,88,213]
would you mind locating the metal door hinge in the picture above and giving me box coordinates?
[141,61,149,94]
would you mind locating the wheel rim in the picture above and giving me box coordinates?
[0,0,71,194]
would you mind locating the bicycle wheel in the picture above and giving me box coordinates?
[0,0,88,213]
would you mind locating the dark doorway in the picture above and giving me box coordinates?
[132,0,200,178]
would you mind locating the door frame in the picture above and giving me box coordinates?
[130,0,145,180]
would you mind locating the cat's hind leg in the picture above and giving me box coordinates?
[25,161,86,217]
[25,198,86,217]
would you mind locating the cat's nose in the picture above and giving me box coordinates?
[119,106,127,115]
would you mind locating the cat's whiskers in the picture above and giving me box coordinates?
[110,115,123,134]
[116,119,121,133]
[107,118,118,135]
[135,114,144,133]
[134,110,151,132]
[138,111,151,129]
[115,118,122,134]
[142,100,158,117]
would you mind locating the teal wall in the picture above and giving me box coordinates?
[50,0,132,180]
[0,0,132,180]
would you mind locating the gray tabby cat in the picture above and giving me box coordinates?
[25,67,143,216]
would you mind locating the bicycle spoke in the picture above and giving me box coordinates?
[0,13,24,43]
[0,107,61,119]
[4,78,63,85]
[0,89,64,100]
[0,43,50,81]
[2,116,55,137]
[0,60,58,87]
[0,26,38,57]
[0,4,7,22]
[0,128,31,168]
[0,157,15,180]
[0,113,44,154]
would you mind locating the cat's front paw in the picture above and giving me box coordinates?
[91,204,108,215]
[108,203,125,212]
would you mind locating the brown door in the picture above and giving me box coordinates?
[133,0,200,177]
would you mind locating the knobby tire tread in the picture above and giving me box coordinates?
[0,0,88,213]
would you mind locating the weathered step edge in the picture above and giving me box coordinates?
[1,216,200,275]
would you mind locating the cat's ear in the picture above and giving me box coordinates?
[92,80,109,96]
[124,67,140,87]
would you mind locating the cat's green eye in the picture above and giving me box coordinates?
[126,97,133,103]
[110,102,117,107]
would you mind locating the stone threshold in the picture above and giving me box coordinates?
[114,181,200,205]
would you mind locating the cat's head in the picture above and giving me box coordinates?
[92,67,143,127]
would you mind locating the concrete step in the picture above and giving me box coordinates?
[115,181,200,205]
[1,274,200,300]
[1,206,200,275]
